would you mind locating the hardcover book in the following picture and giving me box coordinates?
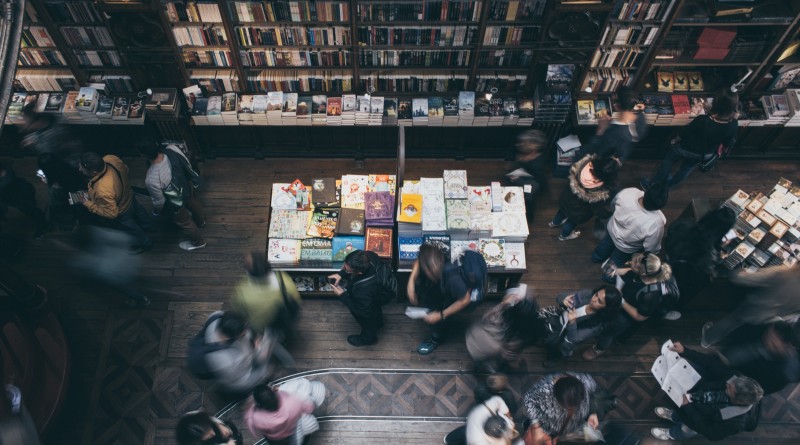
[128,99,144,120]
[300,238,333,262]
[398,192,422,223]
[492,212,530,237]
[479,238,506,267]
[673,72,689,91]
[268,209,310,239]
[76,86,97,112]
[332,235,365,261]
[336,208,366,236]
[311,178,338,206]
[443,170,468,199]
[365,227,393,258]
[502,187,526,213]
[267,238,301,264]
[688,71,705,91]
[340,174,369,209]
[306,208,339,239]
[364,191,394,221]
[576,100,595,123]
[657,72,674,93]
[593,98,610,119]
[398,236,423,260]
[469,185,493,213]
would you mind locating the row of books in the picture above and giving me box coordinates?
[720,180,800,270]
[358,50,471,68]
[240,49,351,67]
[399,235,526,270]
[357,26,477,47]
[486,0,545,22]
[268,232,391,265]
[655,71,706,93]
[21,26,55,47]
[611,0,673,21]
[183,50,234,68]
[244,71,353,94]
[163,1,224,23]
[190,70,240,93]
[171,26,228,47]
[6,90,145,125]
[356,75,468,94]
[356,1,482,22]
[44,2,102,24]
[73,50,121,68]
[234,26,351,47]
[14,69,77,92]
[478,49,534,68]
[482,26,538,46]
[60,27,114,48]
[581,69,633,94]
[590,47,645,69]
[598,24,659,47]
[230,1,351,23]
[270,175,396,213]
[17,49,66,67]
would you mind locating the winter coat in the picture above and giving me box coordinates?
[557,155,614,225]
[523,372,599,438]
[203,311,273,393]
[339,251,382,319]
[85,155,133,219]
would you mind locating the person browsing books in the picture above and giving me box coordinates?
[506,129,548,223]
[579,86,647,163]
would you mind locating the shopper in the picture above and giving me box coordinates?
[19,105,82,163]
[722,321,800,394]
[506,129,549,222]
[580,86,647,163]
[244,378,326,445]
[37,153,88,230]
[0,162,49,239]
[642,88,738,190]
[231,251,301,333]
[175,410,243,445]
[549,154,619,241]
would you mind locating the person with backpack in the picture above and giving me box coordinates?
[328,249,397,347]
[231,251,302,334]
[175,410,243,445]
[651,341,763,441]
[138,139,206,251]
[407,244,487,355]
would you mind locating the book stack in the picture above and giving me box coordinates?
[341,94,356,125]
[252,95,268,125]
[492,186,529,242]
[145,88,177,112]
[412,98,429,126]
[190,97,208,125]
[443,96,459,126]
[300,238,334,264]
[421,177,446,233]
[355,95,370,125]
[206,95,224,125]
[369,96,383,126]
[443,169,470,235]
[397,181,423,262]
[365,227,393,259]
[782,89,800,127]
[336,208,365,236]
[326,96,342,126]
[296,96,312,126]
[94,94,113,122]
[654,95,675,126]
[502,98,519,126]
[458,91,475,126]
[266,91,283,125]
[398,98,412,126]
[761,94,792,125]
[488,98,504,126]
[221,92,239,125]
[364,191,395,227]
[111,96,129,122]
[76,86,99,121]
[238,94,254,125]
[694,27,736,61]
[312,95,328,126]
[383,98,398,126]
[556,134,582,166]
[282,92,298,125]
[473,96,491,127]
[517,98,535,126]
[427,97,444,126]
[641,94,659,124]
[468,185,493,237]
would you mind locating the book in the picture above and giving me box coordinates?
[673,72,689,91]
[340,174,369,209]
[45,92,65,112]
[292,275,316,291]
[311,178,338,206]
[501,187,526,213]
[336,208,366,236]
[504,243,526,269]
[306,208,339,239]
[657,72,674,93]
[95,95,113,119]
[593,98,610,120]
[450,240,479,263]
[576,100,595,124]
[271,183,296,210]
[445,199,470,231]
[288,178,311,210]
[146,88,177,111]
[332,235,365,261]
[443,170,468,199]
[300,238,333,262]
[468,185,493,213]
[364,191,394,221]
[76,86,98,112]
[128,98,144,120]
[398,192,422,223]
[365,227,393,258]
[651,340,702,406]
[111,96,130,120]
[688,71,705,91]
[398,236,423,261]
[367,174,396,194]
[268,209,310,239]
[492,212,530,237]
[423,234,451,258]
[479,238,505,267]
[267,238,301,264]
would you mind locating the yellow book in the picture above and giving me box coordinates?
[398,193,422,223]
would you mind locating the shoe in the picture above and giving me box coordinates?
[179,241,207,251]
[700,321,714,348]
[125,296,150,308]
[548,217,567,228]
[640,178,651,190]
[558,230,581,241]
[655,407,673,420]
[130,239,153,255]
[651,428,674,441]
[542,356,565,368]
[663,311,682,321]
[582,346,605,361]
[417,339,440,355]
[347,334,377,347]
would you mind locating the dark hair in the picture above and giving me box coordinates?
[617,86,637,112]
[503,297,542,343]
[218,311,246,339]
[252,385,280,411]
[418,243,444,283]
[244,251,271,278]
[136,138,161,161]
[79,152,105,173]
[590,156,619,186]
[697,207,736,248]
[643,181,669,211]
[22,103,56,126]
[709,88,739,121]
[175,411,217,445]
[554,375,586,411]
[483,414,509,439]
[344,250,371,274]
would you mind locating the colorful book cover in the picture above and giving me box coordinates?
[340,174,369,209]
[458,91,475,114]
[311,178,338,206]
[673,72,689,91]
[384,98,397,116]
[267,239,301,264]
[364,191,394,221]
[268,209,310,239]
[397,193,422,223]
[300,238,333,262]
[312,95,327,114]
[267,91,284,111]
[271,183,296,210]
[576,100,594,122]
[306,208,339,239]
[688,71,704,91]
[479,238,506,267]
[469,185,493,213]
[327,97,342,116]
[398,236,423,261]
[296,96,312,117]
[398,99,412,119]
[336,208,366,236]
[593,98,610,119]
[365,227,393,258]
[428,96,443,117]
[332,235,365,261]
[367,174,396,194]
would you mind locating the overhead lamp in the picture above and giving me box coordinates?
[584,80,595,93]
[485,87,498,101]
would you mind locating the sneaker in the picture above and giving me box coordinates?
[179,241,207,251]
[347,334,377,347]
[640,178,651,190]
[650,428,674,441]
[417,339,440,355]
[663,310,682,321]
[700,321,715,348]
[582,346,605,361]
[654,407,673,420]
[558,230,581,241]
[548,217,567,228]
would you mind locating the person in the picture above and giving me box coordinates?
[37,153,88,230]
[0,381,41,445]
[244,378,326,445]
[466,285,542,373]
[642,88,738,190]
[591,182,668,280]
[175,410,243,445]
[722,321,800,394]
[542,285,623,368]
[444,375,520,445]
[78,152,155,254]
[651,341,763,441]
[407,244,482,355]
[0,162,49,239]
[505,129,549,222]
[523,373,610,443]
[584,253,679,360]
[328,250,387,347]
[701,264,800,348]
[548,154,619,241]
[231,251,302,333]
[19,105,82,162]
[663,207,736,305]
[138,139,206,251]
[580,86,647,163]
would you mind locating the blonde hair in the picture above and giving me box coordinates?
[631,252,672,281]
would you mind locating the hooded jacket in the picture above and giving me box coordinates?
[85,155,133,219]
[557,155,614,225]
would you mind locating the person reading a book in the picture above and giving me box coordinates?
[506,129,548,223]
[328,250,385,347]
[651,341,764,441]
[642,88,738,190]
[579,86,647,163]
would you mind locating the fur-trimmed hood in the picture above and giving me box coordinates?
[568,154,611,204]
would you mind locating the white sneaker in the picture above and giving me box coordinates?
[701,321,714,348]
[651,428,674,441]
[179,241,207,251]
[663,311,682,321]
[654,406,673,420]
[558,230,581,241]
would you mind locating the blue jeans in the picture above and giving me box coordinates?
[651,146,708,189]
[668,410,699,440]
[551,209,578,238]
[115,199,154,248]
[591,231,633,266]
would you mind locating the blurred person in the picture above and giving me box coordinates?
[37,153,88,230]
[642,88,738,190]
[0,374,41,445]
[592,182,668,281]
[138,139,206,251]
[651,341,763,441]
[548,155,619,241]
[506,129,549,222]
[328,249,397,347]
[722,321,800,394]
[78,152,155,254]
[244,378,326,445]
[231,251,301,333]
[0,162,49,239]
[702,264,800,348]
[444,395,518,445]
[580,86,647,163]
[175,410,242,445]
[70,226,149,307]
[19,105,82,163]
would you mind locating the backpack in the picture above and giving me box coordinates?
[163,146,201,207]
[458,250,488,303]
[743,399,761,432]
[185,313,234,380]
[635,276,680,312]
[372,258,398,305]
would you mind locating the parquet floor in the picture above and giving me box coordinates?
[2,155,799,445]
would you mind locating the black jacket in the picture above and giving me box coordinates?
[339,251,382,319]
[557,155,615,225]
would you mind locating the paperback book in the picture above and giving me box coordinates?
[306,208,339,239]
[332,235,365,261]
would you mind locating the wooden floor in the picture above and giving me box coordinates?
[3,155,800,445]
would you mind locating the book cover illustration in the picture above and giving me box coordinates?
[479,238,506,267]
[271,183,296,210]
[398,236,423,260]
[469,185,493,213]
[445,199,470,230]
[504,243,526,269]
[296,96,312,117]
[336,208,366,236]
[267,238,301,264]
[458,91,475,113]
[576,100,594,122]
[312,95,327,114]
[111,96,129,119]
[384,98,397,116]
[443,170,468,199]
[593,99,610,119]
[238,95,254,113]
[311,178,338,206]
[252,95,268,113]
[423,234,451,258]
[365,227,393,258]
[367,174,396,194]
[332,235,365,261]
[340,174,369,209]
[450,240,479,263]
[342,94,356,112]
[370,96,384,115]
[283,92,298,113]
[300,238,333,262]
[287,179,311,210]
[398,192,422,224]
[443,96,459,116]
[357,95,370,113]
[502,187,526,213]
[657,71,674,93]
[428,96,443,117]
[266,91,283,111]
[492,212,530,237]
[206,95,222,115]
[192,97,208,116]
[412,98,428,117]
[221,92,237,112]
[128,99,144,119]
[688,71,704,91]
[268,209,310,239]
[364,191,394,221]
[673,71,689,91]
[95,95,113,118]
[306,208,339,239]
[503,98,518,116]
[470,211,493,232]
[488,98,504,116]
[398,99,412,119]
[45,93,65,112]
[327,97,342,116]
[474,96,490,116]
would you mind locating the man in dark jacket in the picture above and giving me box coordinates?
[329,250,384,347]
[651,341,763,441]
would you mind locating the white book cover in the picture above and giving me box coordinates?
[266,239,301,264]
[501,186,526,213]
[443,170,469,199]
[504,243,526,269]
[422,196,447,232]
[403,180,421,195]
[491,212,530,237]
[491,181,504,212]
[420,177,444,199]
[469,185,493,213]
[270,183,296,210]
[470,211,493,232]
[445,199,470,230]
[651,340,702,406]
[341,174,369,209]
[266,91,284,111]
